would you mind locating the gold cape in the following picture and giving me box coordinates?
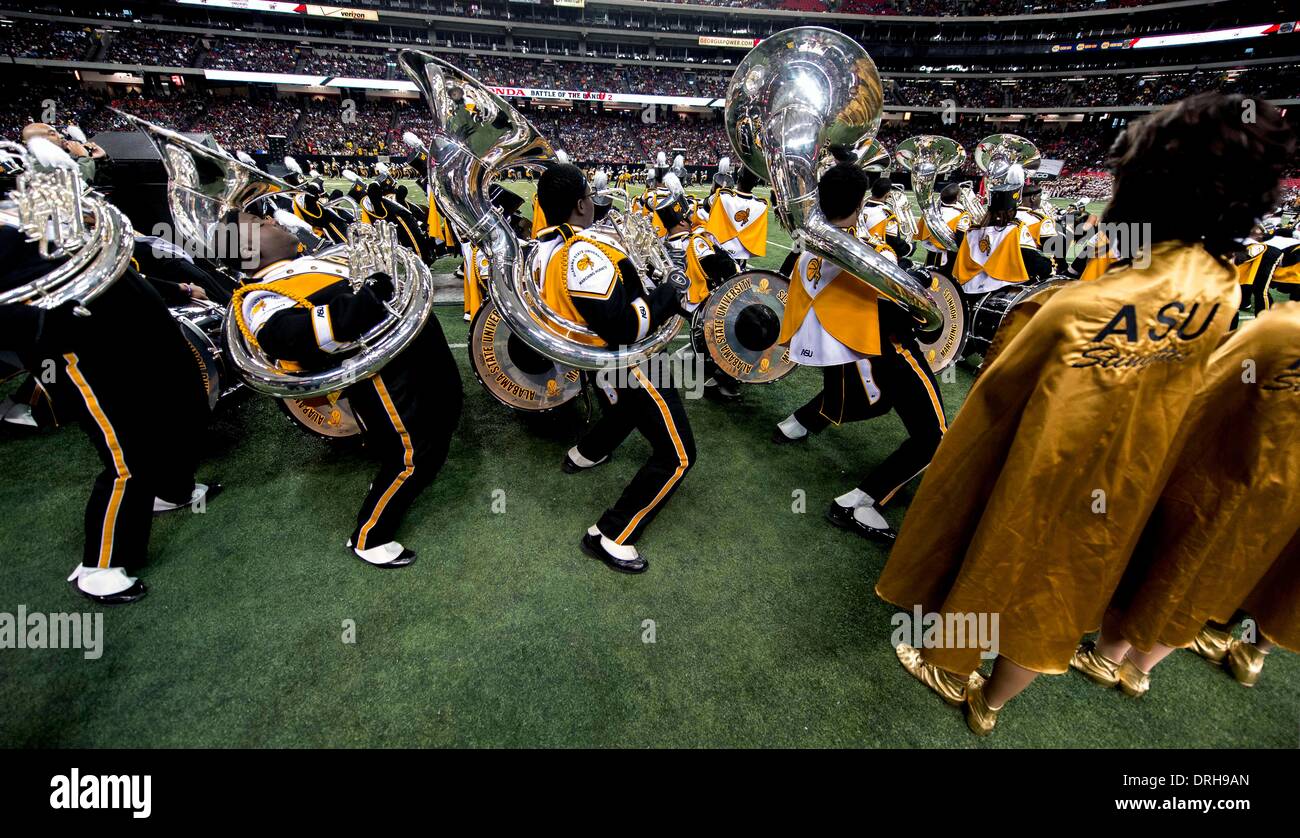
[1115,302,1300,652]
[875,242,1240,675]
[1243,529,1300,653]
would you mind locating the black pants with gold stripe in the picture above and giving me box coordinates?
[793,333,946,506]
[346,321,462,550]
[42,278,209,570]
[577,366,696,546]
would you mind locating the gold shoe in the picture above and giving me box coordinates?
[895,643,980,707]
[1191,625,1232,663]
[1117,658,1150,698]
[964,678,998,736]
[1225,640,1266,687]
[1070,641,1121,688]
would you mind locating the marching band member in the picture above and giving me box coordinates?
[874,92,1292,735]
[234,215,462,568]
[658,174,741,401]
[1231,223,1300,316]
[283,156,351,243]
[537,163,693,574]
[0,142,215,604]
[531,150,569,238]
[858,178,915,263]
[1072,301,1300,694]
[358,179,430,263]
[952,166,1054,294]
[463,185,527,321]
[1014,182,1056,248]
[704,166,769,268]
[771,161,946,542]
[916,183,972,270]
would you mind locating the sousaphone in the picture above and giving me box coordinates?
[725,27,942,334]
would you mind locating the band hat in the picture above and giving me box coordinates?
[654,173,688,229]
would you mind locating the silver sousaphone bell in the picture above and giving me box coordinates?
[0,140,134,314]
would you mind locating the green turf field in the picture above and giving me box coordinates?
[1,190,1294,749]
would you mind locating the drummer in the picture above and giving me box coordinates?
[771,161,947,543]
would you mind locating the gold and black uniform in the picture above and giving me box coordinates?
[240,256,462,550]
[535,223,693,546]
[777,231,946,505]
[0,226,209,574]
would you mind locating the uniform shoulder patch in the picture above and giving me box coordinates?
[567,240,617,298]
[691,234,712,257]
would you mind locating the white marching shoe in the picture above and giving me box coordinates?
[347,539,417,568]
[0,397,37,428]
[67,564,147,605]
[153,482,220,513]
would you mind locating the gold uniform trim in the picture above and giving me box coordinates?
[356,374,415,550]
[64,353,131,569]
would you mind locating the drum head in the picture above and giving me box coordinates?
[915,269,966,374]
[282,394,362,439]
[470,300,582,412]
[698,270,795,384]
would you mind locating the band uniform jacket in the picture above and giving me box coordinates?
[664,229,736,307]
[953,221,1052,293]
[532,224,679,349]
[704,187,769,261]
[875,242,1240,675]
[778,228,898,360]
[1113,302,1300,653]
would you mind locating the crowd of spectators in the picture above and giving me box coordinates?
[450,54,730,98]
[201,37,299,72]
[106,30,199,68]
[6,24,1294,110]
[296,97,393,156]
[0,19,95,61]
[299,49,393,80]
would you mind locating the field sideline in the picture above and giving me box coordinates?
[1,189,1293,749]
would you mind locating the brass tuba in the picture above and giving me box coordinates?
[0,140,133,313]
[118,111,435,398]
[399,49,682,370]
[974,133,1040,213]
[894,135,967,252]
[725,27,941,330]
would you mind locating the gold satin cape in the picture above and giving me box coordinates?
[1115,302,1300,653]
[875,243,1240,675]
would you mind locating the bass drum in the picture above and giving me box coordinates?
[469,299,583,412]
[963,278,1074,359]
[280,393,362,439]
[913,268,966,374]
[174,299,362,439]
[692,269,795,384]
[171,300,233,411]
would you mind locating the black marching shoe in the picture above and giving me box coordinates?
[562,450,611,474]
[771,427,808,445]
[580,532,648,574]
[825,502,897,543]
